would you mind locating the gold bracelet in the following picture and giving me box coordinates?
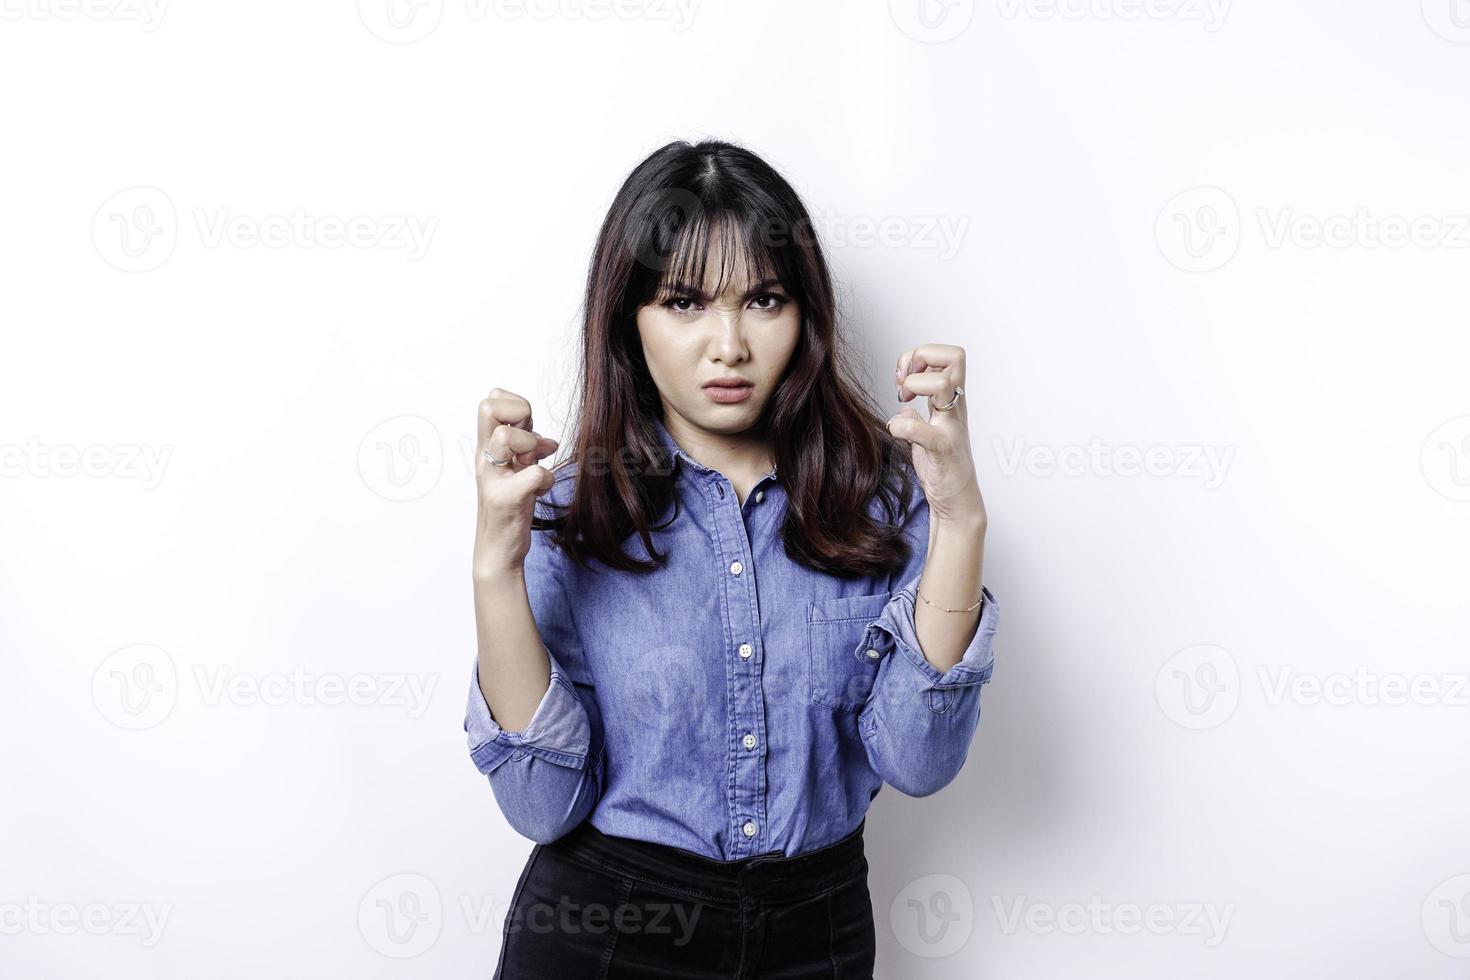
[917,587,984,613]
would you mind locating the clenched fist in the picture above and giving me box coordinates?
[473,388,562,580]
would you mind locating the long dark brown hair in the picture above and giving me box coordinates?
[538,138,917,579]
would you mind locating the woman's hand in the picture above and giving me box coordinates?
[474,388,561,581]
[891,344,987,532]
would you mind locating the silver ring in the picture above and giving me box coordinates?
[482,449,511,466]
[932,385,964,412]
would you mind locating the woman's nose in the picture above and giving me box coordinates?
[712,310,749,359]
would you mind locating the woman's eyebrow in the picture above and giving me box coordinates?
[658,277,786,301]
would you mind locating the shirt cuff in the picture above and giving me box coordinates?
[867,581,999,690]
[464,654,591,774]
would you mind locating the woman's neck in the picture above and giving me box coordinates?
[661,411,776,495]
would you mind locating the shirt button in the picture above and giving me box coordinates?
[738,643,753,660]
[742,733,757,749]
[755,490,764,503]
[729,560,743,576]
[865,648,881,660]
[742,821,758,838]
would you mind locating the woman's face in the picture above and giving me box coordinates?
[635,239,800,439]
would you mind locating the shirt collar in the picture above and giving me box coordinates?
[651,414,778,482]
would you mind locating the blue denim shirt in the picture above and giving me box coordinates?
[464,415,1000,860]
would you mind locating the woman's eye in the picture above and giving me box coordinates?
[660,294,785,314]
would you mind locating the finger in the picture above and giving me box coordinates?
[494,433,558,475]
[897,370,956,410]
[488,424,542,464]
[887,407,944,454]
[479,426,557,478]
[897,351,937,402]
[521,433,560,466]
[898,344,966,390]
[478,388,534,450]
[899,371,967,424]
[896,351,920,403]
[505,461,558,501]
[477,389,542,473]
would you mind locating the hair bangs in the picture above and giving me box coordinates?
[652,210,784,303]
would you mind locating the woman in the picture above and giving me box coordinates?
[465,139,999,978]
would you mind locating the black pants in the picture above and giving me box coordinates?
[492,819,876,979]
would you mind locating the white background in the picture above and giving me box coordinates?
[2,0,1468,977]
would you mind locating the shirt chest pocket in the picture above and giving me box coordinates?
[806,592,892,712]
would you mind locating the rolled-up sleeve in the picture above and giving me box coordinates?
[464,504,603,844]
[465,654,591,773]
[858,486,1000,798]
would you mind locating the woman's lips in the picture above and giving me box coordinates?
[703,382,753,404]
